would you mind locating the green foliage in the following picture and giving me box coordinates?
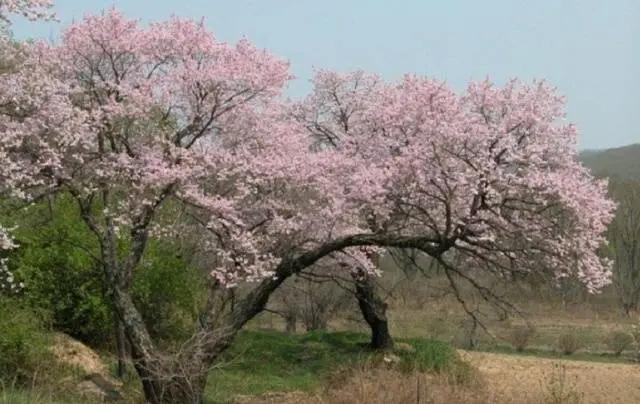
[393,337,459,373]
[0,388,93,404]
[131,239,205,344]
[4,196,113,348]
[207,331,460,403]
[0,296,55,388]
[2,194,204,348]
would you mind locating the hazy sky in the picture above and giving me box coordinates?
[10,0,639,150]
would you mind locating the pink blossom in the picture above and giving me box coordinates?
[0,8,615,293]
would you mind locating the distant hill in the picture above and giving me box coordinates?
[579,143,640,180]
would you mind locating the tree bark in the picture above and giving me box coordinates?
[284,312,297,333]
[353,271,394,350]
[109,281,210,404]
[114,315,128,379]
[131,350,208,404]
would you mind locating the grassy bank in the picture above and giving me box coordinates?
[206,330,463,403]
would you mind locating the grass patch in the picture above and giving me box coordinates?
[396,337,459,372]
[0,388,88,404]
[206,330,460,403]
[0,389,54,404]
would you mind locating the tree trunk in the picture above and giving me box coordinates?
[285,312,297,333]
[114,315,128,378]
[110,284,210,404]
[104,230,451,402]
[353,271,394,350]
[131,352,208,404]
[304,314,328,332]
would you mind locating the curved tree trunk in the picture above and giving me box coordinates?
[353,270,393,350]
[100,230,451,403]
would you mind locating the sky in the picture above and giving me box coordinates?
[10,0,640,150]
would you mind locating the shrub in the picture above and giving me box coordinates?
[3,194,205,349]
[271,273,353,333]
[131,239,205,345]
[605,330,634,356]
[5,197,113,348]
[629,325,640,361]
[0,296,55,388]
[508,324,537,352]
[557,330,581,355]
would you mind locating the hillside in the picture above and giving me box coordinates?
[579,143,640,179]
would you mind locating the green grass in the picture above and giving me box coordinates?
[0,388,80,404]
[205,330,460,403]
[13,326,632,404]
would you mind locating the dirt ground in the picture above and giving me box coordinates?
[459,350,640,404]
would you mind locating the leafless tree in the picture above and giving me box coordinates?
[607,176,640,316]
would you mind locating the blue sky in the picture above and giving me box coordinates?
[10,0,639,150]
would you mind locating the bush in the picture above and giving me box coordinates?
[5,197,113,348]
[508,324,536,352]
[557,330,581,355]
[0,296,55,388]
[131,239,206,345]
[3,194,205,349]
[605,330,634,356]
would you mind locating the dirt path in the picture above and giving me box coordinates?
[459,350,640,403]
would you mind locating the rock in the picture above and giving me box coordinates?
[383,353,402,364]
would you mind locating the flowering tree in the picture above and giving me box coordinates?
[0,0,53,21]
[0,7,615,403]
[297,69,617,343]
[0,0,55,293]
[0,9,385,403]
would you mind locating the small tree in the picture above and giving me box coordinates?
[605,330,634,356]
[557,330,581,355]
[508,324,537,352]
[270,272,351,333]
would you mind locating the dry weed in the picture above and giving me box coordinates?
[318,365,491,404]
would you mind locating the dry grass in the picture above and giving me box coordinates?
[242,271,640,403]
[236,350,640,404]
[49,333,112,377]
[233,360,493,404]
[460,350,640,404]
